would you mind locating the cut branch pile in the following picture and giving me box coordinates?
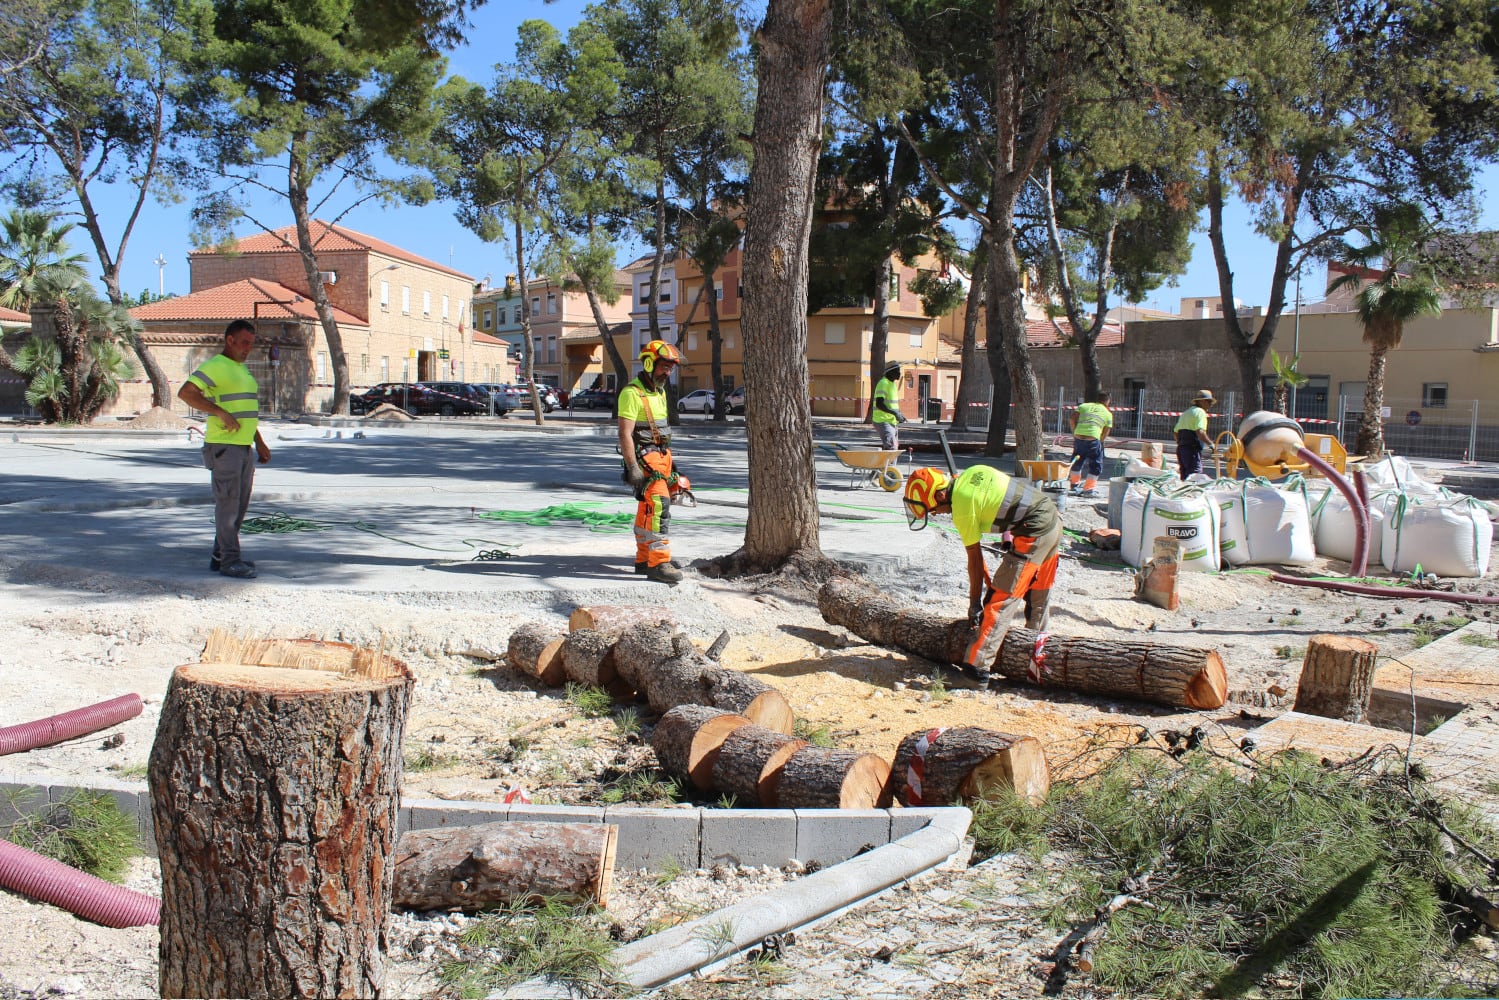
[818,579,1228,710]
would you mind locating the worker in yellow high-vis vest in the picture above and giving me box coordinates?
[1174,389,1216,479]
[177,319,271,579]
[1067,391,1113,493]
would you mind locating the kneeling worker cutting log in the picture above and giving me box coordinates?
[904,465,1062,685]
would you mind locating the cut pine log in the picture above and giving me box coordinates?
[149,638,411,999]
[651,705,751,791]
[710,725,808,807]
[776,746,890,810]
[1292,635,1378,723]
[569,605,676,635]
[507,623,566,687]
[703,668,794,735]
[393,821,617,911]
[560,628,618,689]
[882,727,1050,808]
[997,629,1227,710]
[612,621,688,692]
[818,578,976,665]
[615,622,794,734]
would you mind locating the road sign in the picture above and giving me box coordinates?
[438,349,450,360]
[1406,410,1421,426]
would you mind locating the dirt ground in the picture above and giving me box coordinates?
[1,486,1495,998]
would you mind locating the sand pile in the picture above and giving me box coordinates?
[365,403,415,422]
[122,406,191,430]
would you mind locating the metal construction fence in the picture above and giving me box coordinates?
[962,388,1499,464]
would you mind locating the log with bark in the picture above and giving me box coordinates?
[611,620,686,692]
[882,727,1050,808]
[651,705,751,791]
[507,623,566,687]
[393,821,617,911]
[560,628,618,688]
[710,725,809,807]
[568,605,676,636]
[615,622,794,734]
[996,629,1227,710]
[149,635,411,999]
[820,580,1228,710]
[776,745,891,810]
[1292,635,1377,723]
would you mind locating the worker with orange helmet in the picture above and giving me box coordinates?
[904,464,1062,684]
[619,340,690,584]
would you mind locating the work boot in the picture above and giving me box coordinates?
[642,562,682,585]
[210,554,254,572]
[219,560,257,579]
[634,559,680,574]
[969,664,992,689]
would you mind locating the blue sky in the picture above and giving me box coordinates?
[65,0,1499,315]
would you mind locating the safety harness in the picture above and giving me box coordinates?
[625,381,695,506]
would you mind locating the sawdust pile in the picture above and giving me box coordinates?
[121,406,191,430]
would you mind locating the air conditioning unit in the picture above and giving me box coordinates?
[319,270,338,285]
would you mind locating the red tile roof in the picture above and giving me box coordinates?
[1026,318,1124,348]
[129,278,366,326]
[0,305,28,323]
[472,331,507,346]
[189,220,473,280]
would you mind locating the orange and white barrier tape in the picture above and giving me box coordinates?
[903,726,950,806]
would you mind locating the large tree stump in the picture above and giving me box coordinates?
[651,705,751,791]
[393,822,617,911]
[149,637,412,999]
[560,628,618,688]
[569,605,676,635]
[776,746,890,809]
[507,623,566,687]
[882,727,1051,808]
[818,579,974,665]
[710,726,808,807]
[997,629,1227,710]
[1292,635,1378,722]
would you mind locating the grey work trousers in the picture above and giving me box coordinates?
[203,443,255,563]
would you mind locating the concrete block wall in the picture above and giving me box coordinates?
[0,773,966,873]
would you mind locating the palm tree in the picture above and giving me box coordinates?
[1327,204,1443,460]
[0,209,88,310]
[1269,348,1308,416]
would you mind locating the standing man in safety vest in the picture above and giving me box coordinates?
[619,340,690,584]
[1174,389,1215,479]
[1067,391,1113,494]
[177,319,271,579]
[871,362,906,450]
[904,465,1062,684]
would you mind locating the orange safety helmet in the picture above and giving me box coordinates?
[903,467,950,530]
[639,339,682,374]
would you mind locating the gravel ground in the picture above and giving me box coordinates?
[1,471,1495,999]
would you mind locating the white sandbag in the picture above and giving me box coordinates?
[1124,458,1174,480]
[1211,479,1315,566]
[1121,482,1221,572]
[1308,485,1389,567]
[1381,493,1493,578]
[1360,455,1438,496]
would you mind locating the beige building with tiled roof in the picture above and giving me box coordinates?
[116,221,510,415]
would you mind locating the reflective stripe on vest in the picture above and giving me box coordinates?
[995,477,1040,527]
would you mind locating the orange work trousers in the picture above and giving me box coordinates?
[964,520,1063,670]
[633,450,677,568]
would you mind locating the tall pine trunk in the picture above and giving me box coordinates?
[289,136,350,415]
[707,285,727,421]
[728,0,831,574]
[950,256,986,432]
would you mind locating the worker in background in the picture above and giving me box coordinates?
[1067,391,1113,494]
[1174,389,1216,479]
[903,465,1062,685]
[871,362,906,450]
[177,319,271,580]
[619,340,689,584]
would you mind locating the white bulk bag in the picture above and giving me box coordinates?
[1121,482,1221,572]
[1212,479,1315,566]
[1308,485,1389,567]
[1361,455,1438,497]
[1381,493,1493,578]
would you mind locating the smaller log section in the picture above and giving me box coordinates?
[711,725,808,807]
[613,621,793,734]
[560,628,618,689]
[777,746,891,810]
[818,579,975,666]
[997,629,1227,710]
[393,821,617,911]
[1292,635,1378,723]
[507,623,566,687]
[882,727,1050,808]
[569,605,675,635]
[651,705,751,791]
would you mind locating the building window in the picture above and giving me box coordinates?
[824,322,845,345]
[359,354,368,373]
[381,356,389,381]
[546,293,557,314]
[316,352,327,381]
[530,296,540,315]
[889,270,901,300]
[422,290,431,316]
[379,280,390,309]
[441,294,449,319]
[546,336,557,363]
[1422,383,1448,408]
[724,333,735,349]
[687,332,699,351]
[401,286,410,314]
[482,308,492,329]
[497,307,506,324]
[908,329,923,348]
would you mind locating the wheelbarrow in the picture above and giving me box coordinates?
[818,442,907,491]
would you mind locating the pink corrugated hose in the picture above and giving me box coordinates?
[0,838,160,927]
[0,693,143,756]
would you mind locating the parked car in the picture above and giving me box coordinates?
[475,383,530,414]
[350,383,433,415]
[571,387,617,411]
[421,382,499,417]
[510,382,559,412]
[726,385,746,415]
[677,389,715,414]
